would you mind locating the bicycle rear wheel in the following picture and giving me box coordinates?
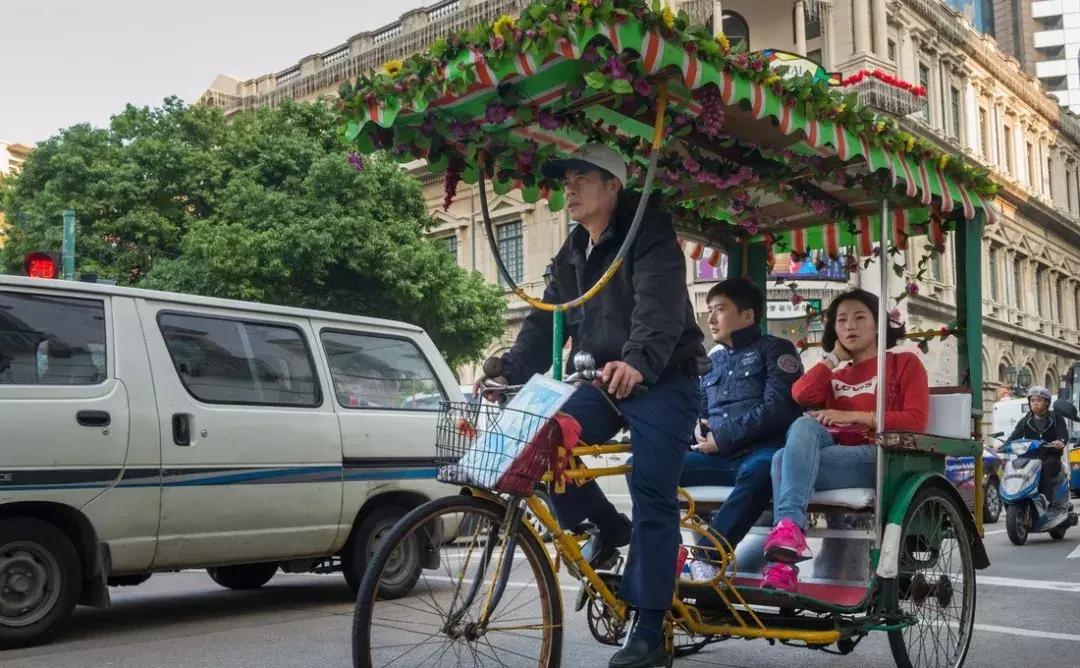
[353,493,563,668]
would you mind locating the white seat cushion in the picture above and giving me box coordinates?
[926,393,972,439]
[682,485,875,510]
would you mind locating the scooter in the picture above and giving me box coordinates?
[998,400,1080,545]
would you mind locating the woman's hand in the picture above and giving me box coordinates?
[809,409,874,427]
[833,342,853,363]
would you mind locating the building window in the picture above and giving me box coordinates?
[1004,126,1015,174]
[722,12,750,49]
[979,107,990,157]
[441,234,458,262]
[1013,258,1023,308]
[1027,142,1036,188]
[949,87,962,139]
[988,246,999,302]
[887,39,896,62]
[1048,157,1055,199]
[1057,278,1064,322]
[793,8,822,40]
[1067,165,1074,212]
[1036,266,1046,317]
[806,48,823,65]
[930,250,943,282]
[917,64,931,121]
[496,220,524,288]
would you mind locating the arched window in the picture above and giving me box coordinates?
[998,363,1009,383]
[723,11,750,49]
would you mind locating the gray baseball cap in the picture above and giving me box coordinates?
[541,143,628,185]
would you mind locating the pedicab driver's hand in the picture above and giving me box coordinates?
[600,360,644,401]
[1050,439,1066,450]
[473,376,509,404]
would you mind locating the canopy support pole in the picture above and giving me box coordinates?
[956,211,985,533]
[875,198,889,549]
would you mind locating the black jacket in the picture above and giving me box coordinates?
[700,325,804,458]
[1006,411,1068,464]
[500,192,705,385]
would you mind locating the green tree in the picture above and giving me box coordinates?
[0,98,505,367]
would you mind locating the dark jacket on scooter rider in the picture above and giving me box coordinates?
[1006,408,1068,502]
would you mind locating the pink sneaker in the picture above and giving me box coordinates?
[763,518,813,564]
[761,562,799,593]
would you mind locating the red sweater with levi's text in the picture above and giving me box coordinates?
[792,351,929,434]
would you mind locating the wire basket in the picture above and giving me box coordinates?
[435,401,557,496]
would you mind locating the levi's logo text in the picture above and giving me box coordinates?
[831,377,878,399]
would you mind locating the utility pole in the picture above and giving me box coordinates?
[62,209,75,280]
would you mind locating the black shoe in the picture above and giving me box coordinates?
[609,636,671,668]
[581,514,632,570]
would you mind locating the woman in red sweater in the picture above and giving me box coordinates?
[760,289,929,592]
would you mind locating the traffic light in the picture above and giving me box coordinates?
[23,251,60,279]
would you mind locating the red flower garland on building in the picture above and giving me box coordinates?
[840,69,927,98]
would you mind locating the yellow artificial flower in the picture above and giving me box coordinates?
[661,5,676,29]
[715,32,731,54]
[492,14,516,39]
[938,154,950,170]
[835,103,846,114]
[763,73,781,86]
[574,0,590,6]
[383,59,404,77]
[905,136,915,153]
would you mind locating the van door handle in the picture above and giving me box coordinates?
[76,410,111,427]
[172,414,191,446]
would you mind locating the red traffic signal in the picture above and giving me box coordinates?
[23,252,60,279]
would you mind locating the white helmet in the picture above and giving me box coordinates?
[1027,385,1052,401]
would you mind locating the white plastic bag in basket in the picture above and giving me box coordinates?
[455,375,575,489]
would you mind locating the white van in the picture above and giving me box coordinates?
[991,398,1028,441]
[0,275,464,647]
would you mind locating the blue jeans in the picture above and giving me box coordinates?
[679,448,777,549]
[548,373,699,612]
[771,416,877,529]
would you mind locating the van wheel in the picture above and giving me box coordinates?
[343,506,420,597]
[0,518,82,649]
[206,563,278,590]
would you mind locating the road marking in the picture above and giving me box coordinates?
[983,529,1007,536]
[1068,543,1080,559]
[974,623,1080,643]
[978,575,1080,593]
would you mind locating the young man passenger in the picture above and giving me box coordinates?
[679,278,804,579]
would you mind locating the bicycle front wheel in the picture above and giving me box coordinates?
[353,493,563,668]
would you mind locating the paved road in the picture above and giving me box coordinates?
[2,523,1078,667]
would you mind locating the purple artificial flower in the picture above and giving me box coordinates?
[732,52,750,69]
[683,155,701,173]
[347,152,364,172]
[604,56,628,80]
[810,199,829,216]
[537,109,561,130]
[633,78,652,97]
[484,104,511,125]
[906,282,920,295]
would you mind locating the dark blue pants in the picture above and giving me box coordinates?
[679,447,778,549]
[549,373,699,611]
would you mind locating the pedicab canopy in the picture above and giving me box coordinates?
[337,0,999,262]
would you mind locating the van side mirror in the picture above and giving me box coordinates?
[1053,399,1078,421]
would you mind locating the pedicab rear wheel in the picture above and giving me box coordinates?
[887,486,976,668]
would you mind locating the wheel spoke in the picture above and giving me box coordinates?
[357,499,556,668]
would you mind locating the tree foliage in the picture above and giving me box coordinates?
[0,98,506,367]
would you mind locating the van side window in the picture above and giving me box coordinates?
[0,291,106,385]
[320,331,446,410]
[158,313,320,407]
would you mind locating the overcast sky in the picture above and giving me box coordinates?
[2,0,426,144]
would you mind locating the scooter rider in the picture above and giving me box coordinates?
[1006,385,1068,506]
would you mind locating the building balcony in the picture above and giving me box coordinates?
[1035,29,1067,49]
[841,77,925,117]
[1037,59,1069,79]
[1033,0,1065,19]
